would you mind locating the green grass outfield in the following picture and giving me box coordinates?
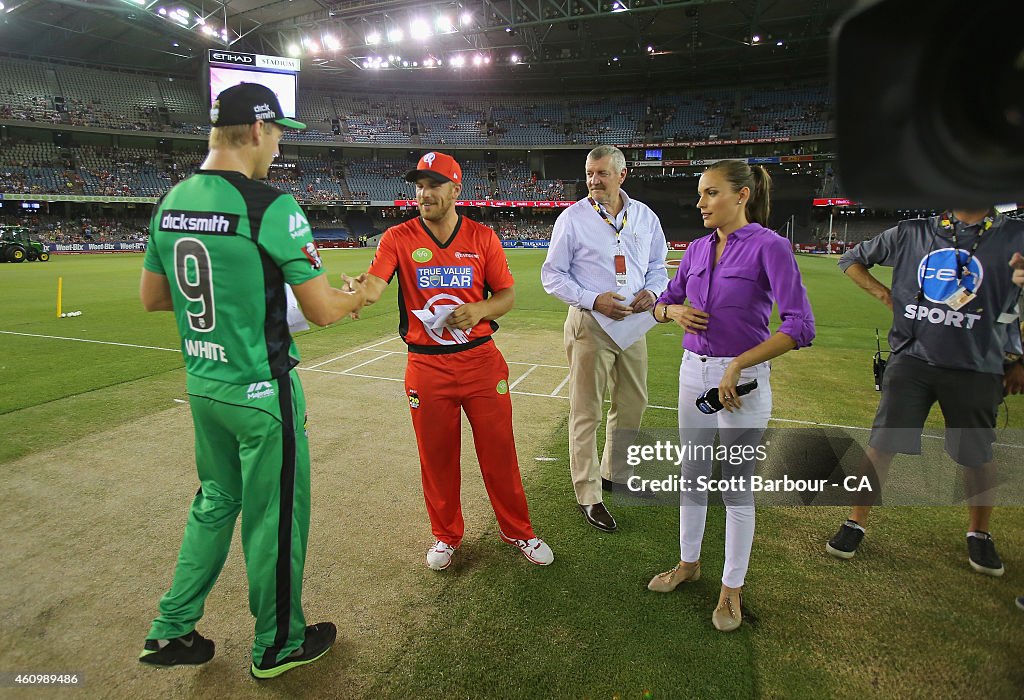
[1,250,1022,697]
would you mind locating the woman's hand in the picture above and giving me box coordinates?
[666,303,710,334]
[718,361,743,413]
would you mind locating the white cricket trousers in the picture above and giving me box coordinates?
[678,350,772,589]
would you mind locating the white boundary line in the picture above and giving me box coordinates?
[5,329,1022,449]
[0,330,180,352]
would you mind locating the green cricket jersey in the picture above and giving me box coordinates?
[144,169,324,385]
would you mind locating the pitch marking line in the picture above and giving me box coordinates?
[550,374,571,397]
[305,336,401,369]
[336,351,403,375]
[508,365,539,390]
[4,329,1023,449]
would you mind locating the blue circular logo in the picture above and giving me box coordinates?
[916,248,984,303]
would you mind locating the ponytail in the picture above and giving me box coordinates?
[705,160,773,227]
[747,165,771,226]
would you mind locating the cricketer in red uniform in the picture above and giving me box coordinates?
[359,151,553,570]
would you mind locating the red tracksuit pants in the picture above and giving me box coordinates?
[405,341,535,548]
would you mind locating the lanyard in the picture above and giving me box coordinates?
[940,211,995,282]
[588,197,628,239]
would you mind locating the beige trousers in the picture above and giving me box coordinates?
[564,306,649,505]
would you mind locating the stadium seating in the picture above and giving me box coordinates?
[0,58,833,143]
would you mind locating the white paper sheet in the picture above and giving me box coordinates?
[592,308,657,350]
[285,285,309,333]
[412,305,458,330]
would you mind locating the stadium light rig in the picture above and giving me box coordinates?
[435,15,455,33]
[409,18,431,41]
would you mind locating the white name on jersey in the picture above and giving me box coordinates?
[185,338,229,363]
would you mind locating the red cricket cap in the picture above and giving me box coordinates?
[405,151,462,184]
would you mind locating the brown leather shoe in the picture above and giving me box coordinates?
[578,502,617,532]
[647,560,701,592]
[712,586,743,632]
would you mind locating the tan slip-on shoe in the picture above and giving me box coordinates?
[712,587,743,632]
[647,560,701,592]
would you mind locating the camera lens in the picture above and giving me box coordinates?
[918,10,1024,191]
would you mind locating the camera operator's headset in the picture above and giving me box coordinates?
[873,210,1010,426]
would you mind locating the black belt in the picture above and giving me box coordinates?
[407,336,493,355]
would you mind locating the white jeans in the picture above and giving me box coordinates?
[677,350,772,588]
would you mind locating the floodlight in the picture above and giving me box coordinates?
[410,19,431,41]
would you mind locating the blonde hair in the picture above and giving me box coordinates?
[208,122,274,149]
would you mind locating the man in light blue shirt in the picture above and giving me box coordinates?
[541,145,669,531]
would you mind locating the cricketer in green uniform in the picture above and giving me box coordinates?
[139,83,365,679]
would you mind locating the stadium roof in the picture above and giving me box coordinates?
[0,0,855,93]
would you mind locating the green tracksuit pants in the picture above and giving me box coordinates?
[147,370,310,667]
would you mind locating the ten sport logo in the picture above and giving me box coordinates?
[417,265,473,288]
[906,248,985,328]
[916,248,983,302]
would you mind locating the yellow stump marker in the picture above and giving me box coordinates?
[57,276,63,318]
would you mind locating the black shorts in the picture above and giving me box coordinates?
[869,353,1003,466]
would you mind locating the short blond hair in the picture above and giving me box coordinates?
[208,122,274,149]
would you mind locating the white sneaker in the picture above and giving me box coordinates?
[499,530,554,566]
[425,540,455,570]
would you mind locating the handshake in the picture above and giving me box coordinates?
[340,273,369,320]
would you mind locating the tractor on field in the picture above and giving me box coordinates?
[0,226,50,262]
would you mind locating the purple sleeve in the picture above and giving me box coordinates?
[657,247,691,305]
[763,236,815,348]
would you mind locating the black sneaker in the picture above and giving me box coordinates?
[139,630,215,666]
[967,533,1005,576]
[250,622,337,679]
[1016,596,1024,611]
[826,520,864,560]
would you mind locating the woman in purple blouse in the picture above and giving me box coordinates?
[646,160,815,632]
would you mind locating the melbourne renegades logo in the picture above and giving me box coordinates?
[420,293,470,345]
